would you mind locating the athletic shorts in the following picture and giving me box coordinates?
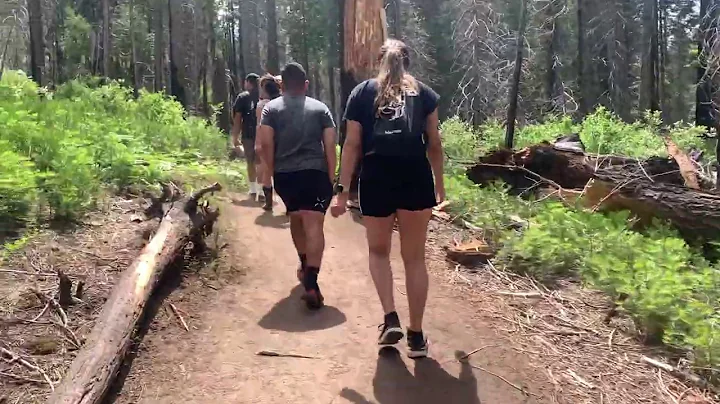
[241,137,256,165]
[274,169,333,213]
[359,156,437,218]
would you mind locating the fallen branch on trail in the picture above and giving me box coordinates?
[640,355,720,396]
[256,350,319,359]
[48,182,222,404]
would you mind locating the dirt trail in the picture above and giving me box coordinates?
[115,196,553,403]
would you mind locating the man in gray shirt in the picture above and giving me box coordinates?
[257,62,337,310]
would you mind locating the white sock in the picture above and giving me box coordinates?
[249,182,257,194]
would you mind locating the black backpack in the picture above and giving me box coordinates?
[370,89,426,157]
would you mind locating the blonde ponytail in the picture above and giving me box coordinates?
[375,39,417,112]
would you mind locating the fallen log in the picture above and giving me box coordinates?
[468,144,720,239]
[48,183,222,404]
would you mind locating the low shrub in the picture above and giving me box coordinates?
[442,111,720,368]
[0,71,239,226]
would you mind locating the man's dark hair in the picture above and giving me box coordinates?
[245,73,260,87]
[281,63,307,92]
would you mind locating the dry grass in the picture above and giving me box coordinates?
[426,218,719,404]
[0,197,152,403]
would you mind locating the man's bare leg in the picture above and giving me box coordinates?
[299,210,326,309]
[289,214,307,281]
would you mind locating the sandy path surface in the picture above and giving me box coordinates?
[114,196,552,403]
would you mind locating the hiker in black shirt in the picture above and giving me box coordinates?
[232,73,261,197]
[331,39,445,358]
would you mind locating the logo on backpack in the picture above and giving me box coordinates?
[371,91,425,157]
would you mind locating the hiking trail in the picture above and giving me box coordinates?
[114,195,553,403]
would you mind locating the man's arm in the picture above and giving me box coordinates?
[231,94,247,148]
[231,112,243,148]
[425,108,444,202]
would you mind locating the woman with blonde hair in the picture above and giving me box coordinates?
[255,74,282,210]
[331,39,444,358]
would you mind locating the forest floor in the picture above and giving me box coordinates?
[1,192,715,403]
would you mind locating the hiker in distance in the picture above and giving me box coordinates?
[257,62,337,310]
[331,39,445,358]
[255,74,282,211]
[231,73,261,199]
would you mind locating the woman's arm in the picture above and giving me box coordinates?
[331,120,362,217]
[425,108,445,202]
[338,120,362,192]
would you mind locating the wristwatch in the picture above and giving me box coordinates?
[333,183,345,194]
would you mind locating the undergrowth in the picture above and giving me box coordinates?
[442,112,720,370]
[0,71,244,237]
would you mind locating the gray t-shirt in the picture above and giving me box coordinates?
[260,95,336,173]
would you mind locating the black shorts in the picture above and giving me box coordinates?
[359,156,437,218]
[274,170,333,213]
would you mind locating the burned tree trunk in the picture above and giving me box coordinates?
[340,0,387,198]
[48,184,222,404]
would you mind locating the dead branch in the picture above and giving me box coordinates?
[256,350,319,359]
[31,288,68,326]
[640,356,720,396]
[169,303,189,332]
[0,347,54,391]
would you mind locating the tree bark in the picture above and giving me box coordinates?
[505,0,527,149]
[130,0,140,98]
[576,0,587,116]
[640,0,659,112]
[387,0,401,38]
[28,0,44,86]
[48,184,222,404]
[696,0,714,130]
[153,0,166,92]
[266,0,280,74]
[102,0,111,78]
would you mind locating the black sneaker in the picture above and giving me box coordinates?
[407,329,429,359]
[378,312,404,345]
[301,268,324,310]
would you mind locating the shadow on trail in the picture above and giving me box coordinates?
[258,285,346,332]
[340,347,481,404]
[254,210,290,229]
[232,196,261,207]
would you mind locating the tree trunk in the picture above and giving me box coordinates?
[102,0,111,78]
[266,0,279,74]
[47,184,222,404]
[168,0,186,107]
[245,0,262,74]
[154,0,166,92]
[640,0,659,112]
[697,0,715,130]
[387,0,401,38]
[130,0,140,98]
[505,0,527,149]
[576,0,587,116]
[236,0,246,80]
[212,55,231,132]
[541,0,562,113]
[28,0,44,86]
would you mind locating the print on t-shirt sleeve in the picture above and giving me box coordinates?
[343,82,367,123]
[259,104,276,130]
[321,105,336,129]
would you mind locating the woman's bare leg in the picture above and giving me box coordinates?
[364,215,396,315]
[396,208,432,332]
